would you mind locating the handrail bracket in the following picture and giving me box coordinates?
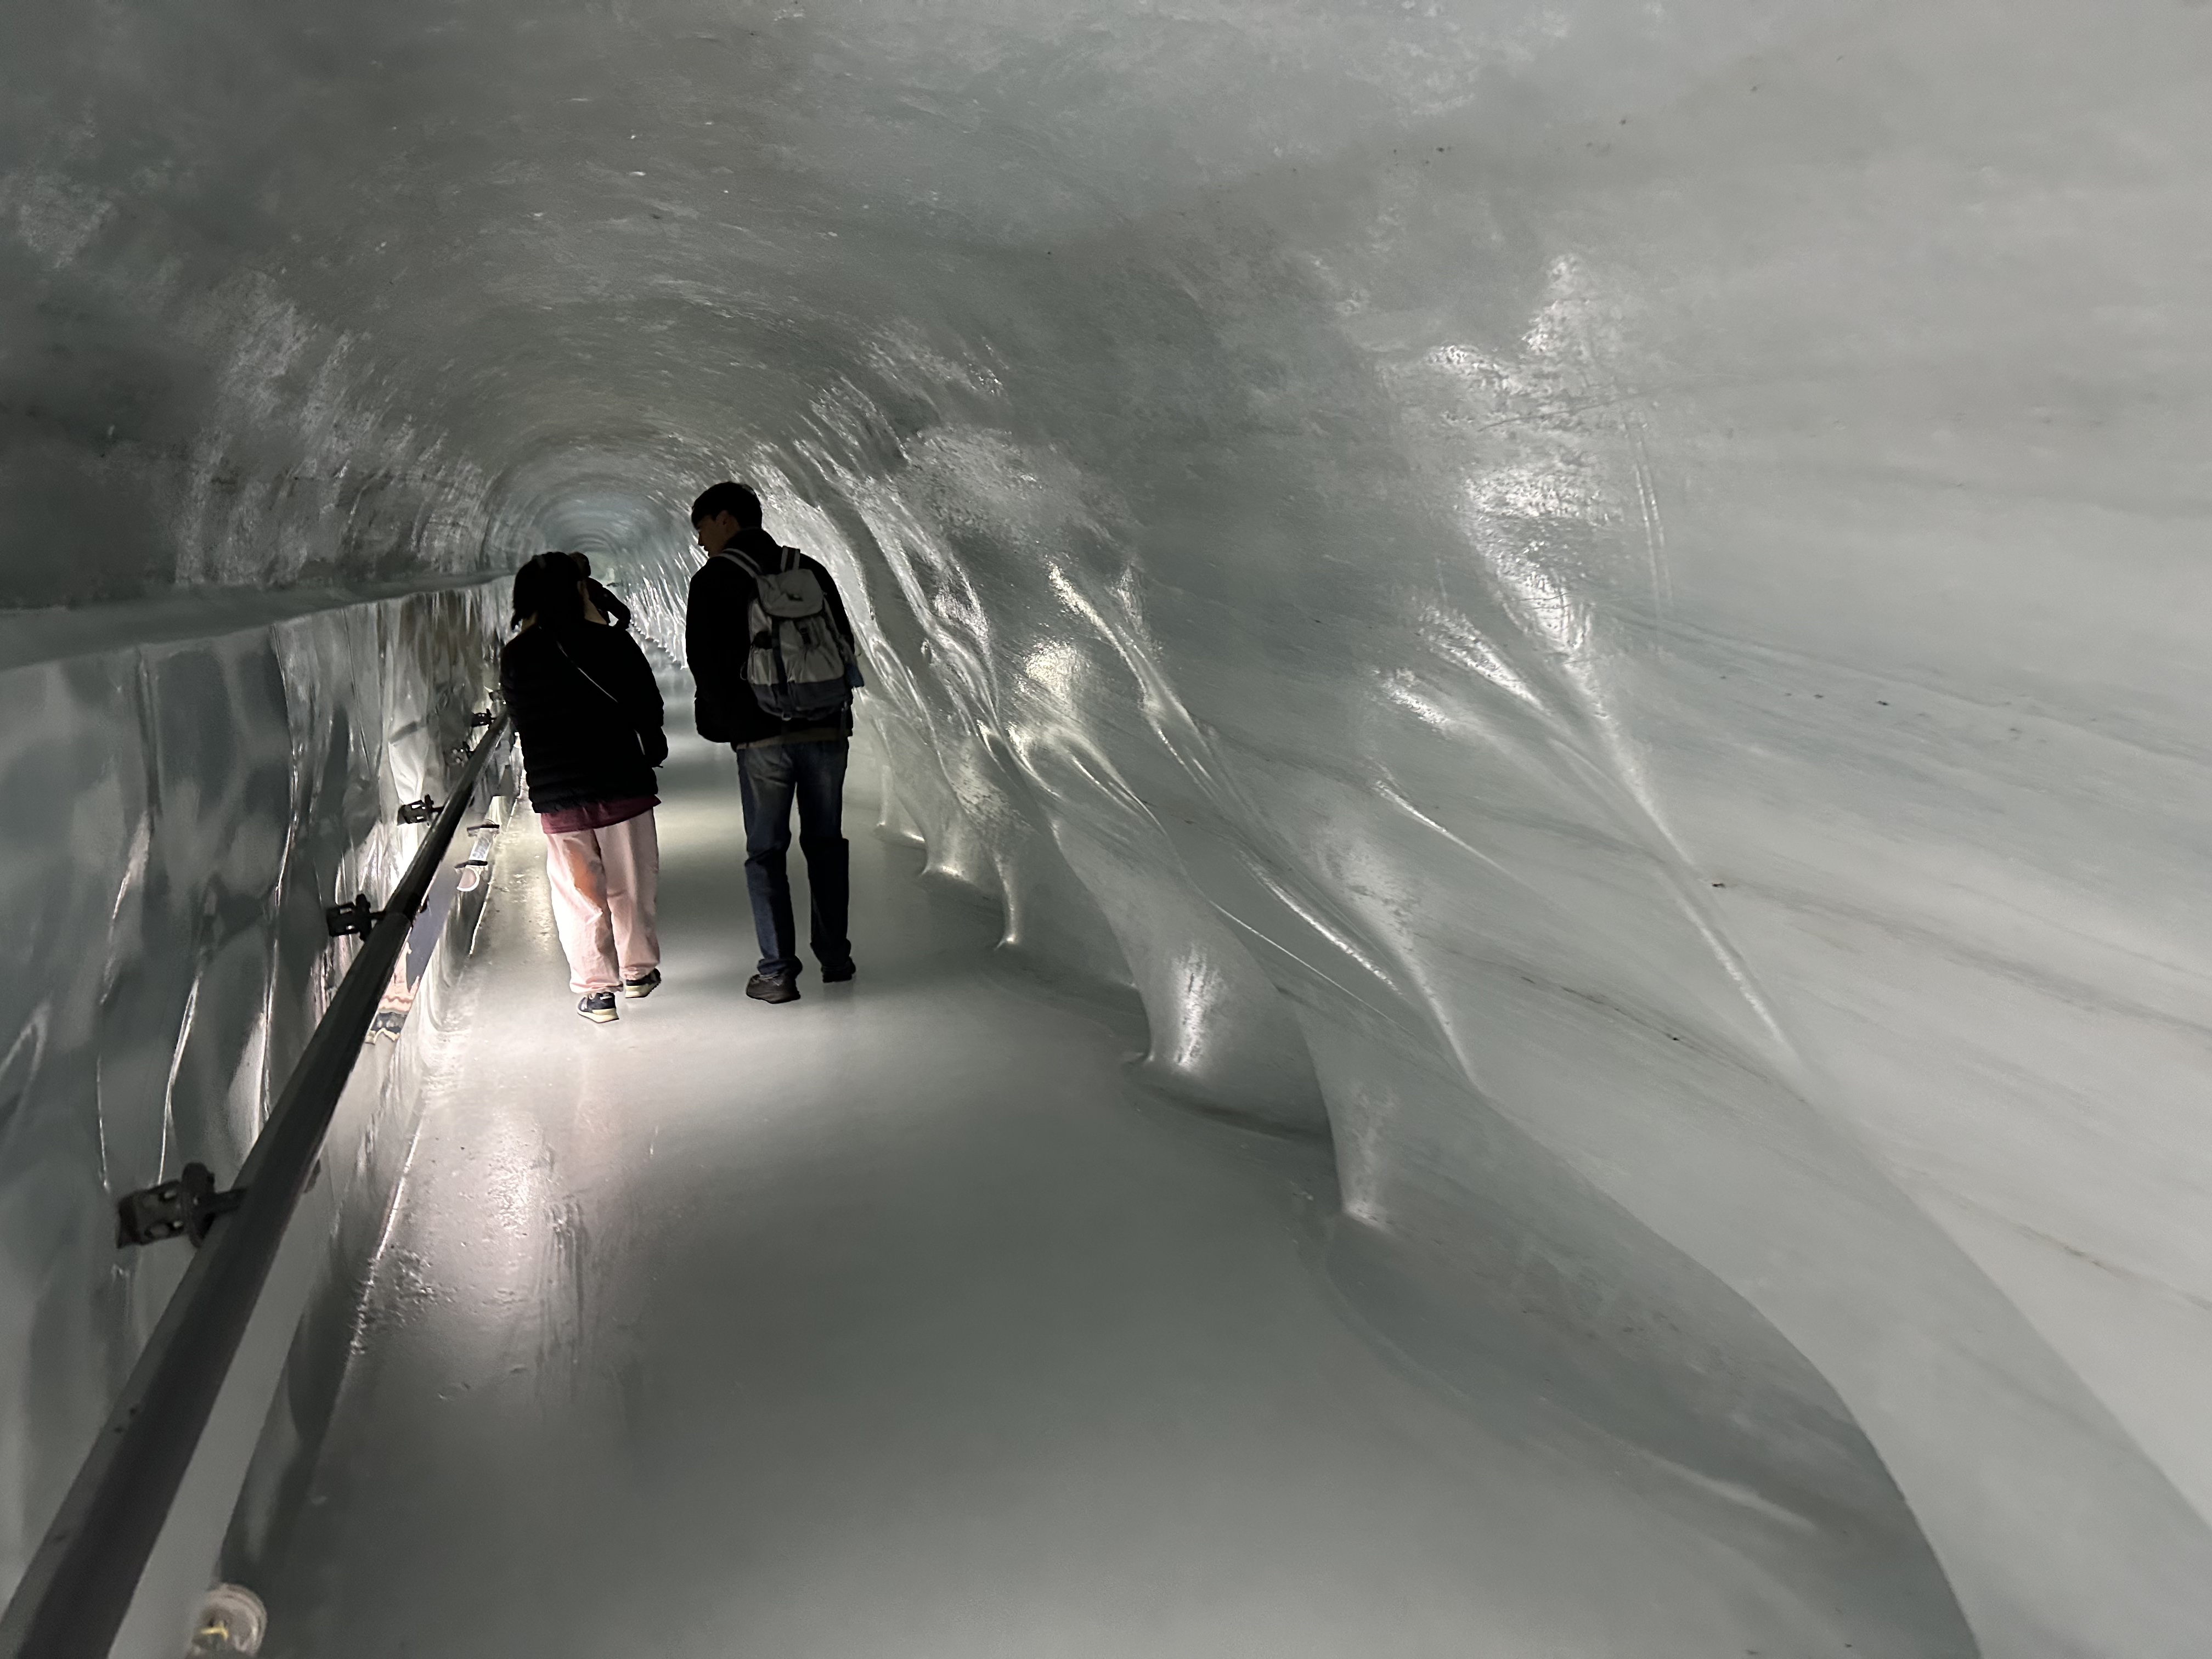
[115,1163,248,1250]
[324,894,383,938]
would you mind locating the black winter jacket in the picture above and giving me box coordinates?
[685,539,858,746]
[500,621,667,814]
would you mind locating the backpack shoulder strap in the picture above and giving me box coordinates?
[716,541,804,575]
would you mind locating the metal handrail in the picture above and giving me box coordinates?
[0,709,512,1659]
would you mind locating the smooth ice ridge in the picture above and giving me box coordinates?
[7,1,2212,1653]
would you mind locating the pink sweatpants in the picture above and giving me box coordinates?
[543,812,661,992]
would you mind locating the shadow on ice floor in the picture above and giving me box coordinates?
[246,737,1970,1657]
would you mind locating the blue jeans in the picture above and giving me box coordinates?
[735,740,851,980]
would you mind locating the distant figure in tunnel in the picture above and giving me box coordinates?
[560,551,633,631]
[686,481,863,1006]
[501,551,668,1023]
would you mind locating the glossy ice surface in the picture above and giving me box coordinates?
[0,584,504,1617]
[5,0,2211,1652]
[240,744,1965,1657]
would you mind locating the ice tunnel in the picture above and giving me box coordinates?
[4,1,2210,1654]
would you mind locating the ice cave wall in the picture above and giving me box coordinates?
[6,0,2212,1652]
[0,585,505,1606]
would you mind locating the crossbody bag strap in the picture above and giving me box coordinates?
[551,635,625,710]
[550,633,652,770]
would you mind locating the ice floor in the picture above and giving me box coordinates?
[249,740,1955,1657]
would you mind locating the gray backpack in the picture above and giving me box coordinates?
[718,545,855,721]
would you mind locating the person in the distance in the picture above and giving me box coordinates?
[501,551,668,1023]
[560,550,633,631]
[685,481,862,1006]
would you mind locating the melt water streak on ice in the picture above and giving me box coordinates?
[4,1,2212,1654]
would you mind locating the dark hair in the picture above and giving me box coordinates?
[512,551,586,630]
[690,481,762,527]
[565,550,592,577]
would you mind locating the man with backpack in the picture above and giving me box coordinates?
[686,481,864,1005]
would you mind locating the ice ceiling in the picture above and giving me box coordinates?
[7,0,2212,1652]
